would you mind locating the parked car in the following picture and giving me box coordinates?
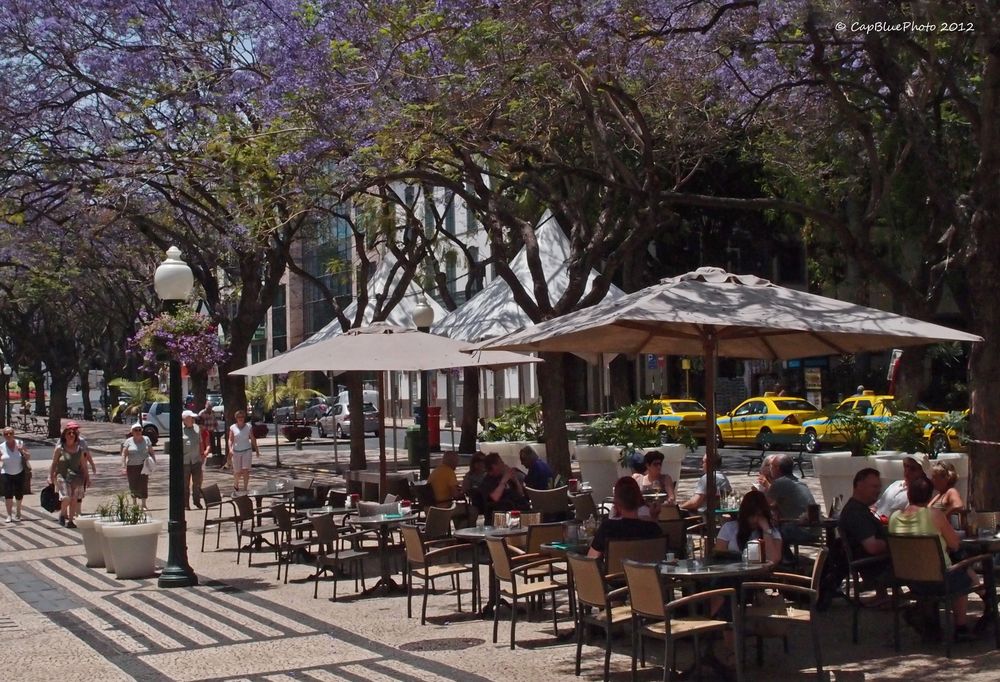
[924,410,969,455]
[317,402,380,438]
[139,401,171,444]
[639,398,708,441]
[716,393,819,448]
[186,393,222,411]
[800,391,947,453]
[302,400,332,423]
[274,396,328,423]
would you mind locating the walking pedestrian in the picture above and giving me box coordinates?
[1,427,30,522]
[181,410,207,509]
[227,410,259,493]
[120,423,156,510]
[199,400,221,456]
[48,421,94,528]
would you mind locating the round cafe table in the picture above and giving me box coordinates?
[453,525,529,617]
[353,512,419,596]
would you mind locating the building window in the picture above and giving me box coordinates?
[465,182,477,234]
[301,209,353,336]
[468,246,483,295]
[404,184,415,208]
[444,190,455,235]
[445,252,458,299]
[272,284,287,354]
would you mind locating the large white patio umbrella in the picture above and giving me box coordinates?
[232,323,541,493]
[476,267,984,539]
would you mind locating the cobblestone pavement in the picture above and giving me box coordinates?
[3,419,999,681]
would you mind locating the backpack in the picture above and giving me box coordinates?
[40,484,60,513]
[816,536,850,611]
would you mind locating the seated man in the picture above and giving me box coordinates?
[519,445,553,490]
[588,477,663,559]
[477,452,530,517]
[679,452,732,513]
[427,451,462,506]
[875,454,931,518]
[838,467,890,589]
[766,454,819,560]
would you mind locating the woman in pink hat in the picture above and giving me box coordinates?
[47,421,95,528]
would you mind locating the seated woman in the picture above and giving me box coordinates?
[929,461,964,516]
[714,489,783,561]
[588,477,662,559]
[888,474,971,639]
[632,450,676,504]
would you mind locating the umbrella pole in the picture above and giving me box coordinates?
[702,332,719,549]
[378,371,388,497]
[390,370,398,468]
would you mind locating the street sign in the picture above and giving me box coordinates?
[887,349,903,381]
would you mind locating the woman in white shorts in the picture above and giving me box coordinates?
[227,411,259,492]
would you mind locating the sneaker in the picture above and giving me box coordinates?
[65,521,77,529]
[12,514,21,522]
[3,516,10,524]
[193,501,203,509]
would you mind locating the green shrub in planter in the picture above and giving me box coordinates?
[478,402,543,442]
[830,411,879,457]
[581,400,660,466]
[877,411,927,454]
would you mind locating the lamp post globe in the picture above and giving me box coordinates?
[155,246,198,588]
[412,296,435,479]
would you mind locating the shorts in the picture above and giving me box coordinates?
[232,449,253,471]
[1,472,25,500]
[56,476,84,501]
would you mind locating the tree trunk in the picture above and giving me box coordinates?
[537,351,570,479]
[892,346,927,409]
[459,367,480,453]
[609,355,633,408]
[47,374,69,438]
[346,372,367,470]
[217,358,247,426]
[79,370,92,421]
[189,369,209,410]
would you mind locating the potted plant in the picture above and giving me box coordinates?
[281,424,312,442]
[96,491,163,579]
[812,410,880,515]
[576,401,684,502]
[477,402,546,468]
[76,501,111,569]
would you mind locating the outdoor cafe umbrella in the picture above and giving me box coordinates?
[232,323,541,494]
[474,266,984,541]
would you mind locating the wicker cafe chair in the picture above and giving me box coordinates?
[485,535,570,649]
[527,485,572,522]
[273,504,323,583]
[234,495,281,567]
[422,505,456,543]
[841,533,891,643]
[623,560,743,682]
[605,537,668,582]
[309,513,368,600]
[199,484,239,552]
[567,553,632,680]
[574,492,601,522]
[887,534,996,657]
[401,524,473,625]
[740,549,827,673]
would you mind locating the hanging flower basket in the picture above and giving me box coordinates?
[128,308,228,372]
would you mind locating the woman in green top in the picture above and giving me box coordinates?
[888,475,971,638]
[47,421,93,528]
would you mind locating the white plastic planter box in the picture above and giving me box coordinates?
[477,441,547,470]
[102,520,164,580]
[75,514,104,568]
[873,452,970,502]
[812,452,876,514]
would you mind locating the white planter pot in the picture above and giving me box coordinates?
[102,520,163,580]
[95,520,123,574]
[574,445,631,502]
[75,515,104,568]
[656,445,686,490]
[477,441,547,470]
[813,452,876,513]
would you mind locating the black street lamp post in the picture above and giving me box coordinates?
[155,246,198,588]
[413,296,435,480]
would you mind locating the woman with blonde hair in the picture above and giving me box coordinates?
[929,461,964,516]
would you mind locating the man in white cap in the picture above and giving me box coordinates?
[875,454,930,518]
[181,410,208,509]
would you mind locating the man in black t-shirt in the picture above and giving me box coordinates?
[588,476,662,558]
[478,452,530,517]
[837,467,890,584]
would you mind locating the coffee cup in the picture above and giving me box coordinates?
[568,478,579,493]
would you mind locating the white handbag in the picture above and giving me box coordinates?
[141,457,155,476]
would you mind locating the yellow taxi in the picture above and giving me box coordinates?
[639,398,708,441]
[716,393,819,448]
[800,391,947,453]
[924,410,969,455]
